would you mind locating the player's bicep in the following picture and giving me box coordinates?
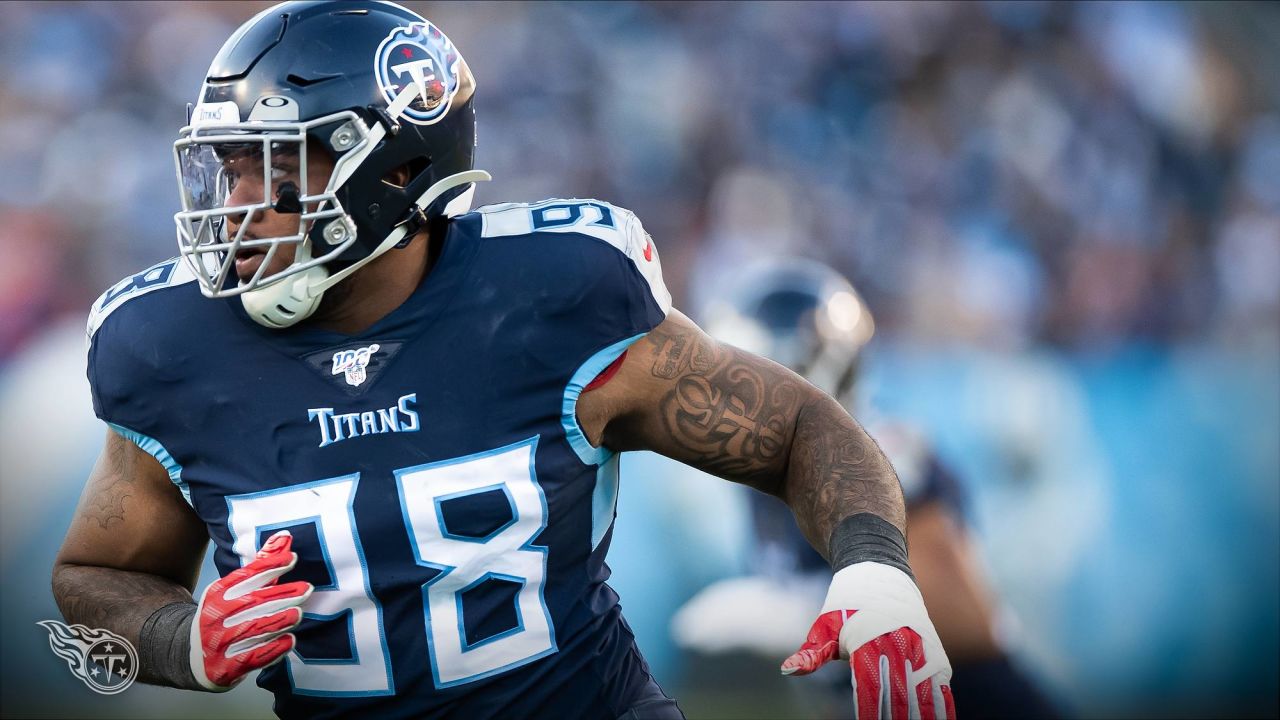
[55,428,208,591]
[583,310,816,494]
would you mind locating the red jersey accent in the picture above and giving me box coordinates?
[584,351,627,392]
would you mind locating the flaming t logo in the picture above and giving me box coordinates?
[38,620,138,694]
[374,20,462,125]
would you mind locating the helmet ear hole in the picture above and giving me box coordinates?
[381,165,410,188]
[381,156,431,189]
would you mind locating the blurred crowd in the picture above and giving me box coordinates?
[1,1,1277,360]
[0,2,1276,718]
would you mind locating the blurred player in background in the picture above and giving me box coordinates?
[674,259,1059,718]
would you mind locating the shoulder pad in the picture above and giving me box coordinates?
[87,258,198,340]
[475,199,671,314]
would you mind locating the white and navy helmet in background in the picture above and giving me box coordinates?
[700,258,876,403]
[699,258,877,576]
[173,0,489,328]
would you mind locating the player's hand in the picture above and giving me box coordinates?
[782,562,955,719]
[190,530,313,691]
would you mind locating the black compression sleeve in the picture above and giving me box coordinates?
[138,601,203,690]
[827,512,914,580]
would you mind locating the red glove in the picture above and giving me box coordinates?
[782,562,955,720]
[189,530,313,691]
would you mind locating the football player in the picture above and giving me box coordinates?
[51,3,953,718]
[676,258,1058,718]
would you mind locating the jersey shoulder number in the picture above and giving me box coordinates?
[474,199,672,315]
[87,257,198,340]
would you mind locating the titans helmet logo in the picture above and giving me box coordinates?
[374,21,462,126]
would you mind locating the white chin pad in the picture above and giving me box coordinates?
[241,264,330,329]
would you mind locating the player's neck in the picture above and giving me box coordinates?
[309,230,434,336]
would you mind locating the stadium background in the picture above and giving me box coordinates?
[0,1,1276,718]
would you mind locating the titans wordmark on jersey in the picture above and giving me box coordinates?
[86,200,673,719]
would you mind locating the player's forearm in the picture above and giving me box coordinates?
[780,391,907,561]
[52,563,200,688]
[610,315,906,560]
[52,563,190,641]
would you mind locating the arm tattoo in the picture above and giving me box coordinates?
[637,322,905,559]
[645,325,803,489]
[52,564,194,686]
[53,432,203,688]
[783,394,906,553]
[82,435,135,530]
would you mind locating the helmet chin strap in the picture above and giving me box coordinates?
[240,244,329,329]
[240,169,491,329]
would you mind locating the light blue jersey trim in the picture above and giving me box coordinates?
[592,454,621,551]
[561,334,644,551]
[561,333,647,467]
[107,422,190,506]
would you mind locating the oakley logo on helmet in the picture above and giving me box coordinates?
[247,95,300,122]
[374,21,461,125]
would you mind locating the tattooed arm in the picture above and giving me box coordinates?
[579,311,954,716]
[52,428,209,684]
[576,310,904,556]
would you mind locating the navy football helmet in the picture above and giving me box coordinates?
[701,258,875,401]
[174,0,488,327]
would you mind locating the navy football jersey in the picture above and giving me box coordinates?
[86,200,674,719]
